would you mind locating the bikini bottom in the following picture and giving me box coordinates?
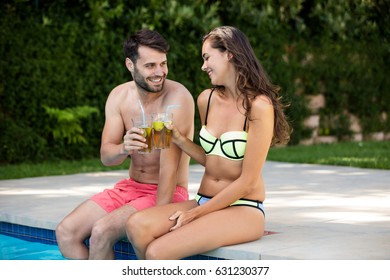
[195,193,265,217]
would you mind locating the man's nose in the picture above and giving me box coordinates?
[155,65,165,76]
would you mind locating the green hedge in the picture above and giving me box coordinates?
[0,0,388,164]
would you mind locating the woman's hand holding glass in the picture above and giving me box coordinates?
[164,122,184,146]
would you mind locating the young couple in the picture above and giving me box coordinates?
[56,26,291,260]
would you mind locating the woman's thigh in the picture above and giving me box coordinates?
[128,199,199,239]
[147,206,265,259]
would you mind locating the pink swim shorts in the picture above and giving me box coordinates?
[90,178,188,213]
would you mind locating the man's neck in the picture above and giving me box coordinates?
[136,86,165,108]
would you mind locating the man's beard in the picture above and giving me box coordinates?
[133,69,165,93]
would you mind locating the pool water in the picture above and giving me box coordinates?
[0,234,66,260]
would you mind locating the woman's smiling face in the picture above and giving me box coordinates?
[201,39,232,86]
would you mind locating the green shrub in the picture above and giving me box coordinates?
[0,113,46,164]
[43,105,99,144]
[0,0,388,164]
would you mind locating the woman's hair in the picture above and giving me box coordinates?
[202,26,292,145]
[123,29,170,63]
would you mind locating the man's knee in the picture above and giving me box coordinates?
[91,218,122,250]
[89,219,108,246]
[56,219,73,245]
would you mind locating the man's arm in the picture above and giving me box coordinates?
[100,84,149,166]
[100,87,129,166]
[156,144,182,205]
[155,86,195,205]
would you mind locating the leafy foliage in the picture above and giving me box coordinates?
[43,105,99,144]
[0,0,388,164]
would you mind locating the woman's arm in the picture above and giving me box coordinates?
[167,89,212,166]
[170,95,274,229]
[169,124,206,166]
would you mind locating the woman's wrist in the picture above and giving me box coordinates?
[189,204,203,220]
[173,134,185,147]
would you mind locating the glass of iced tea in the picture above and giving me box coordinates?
[153,113,173,149]
[163,113,173,148]
[132,115,153,153]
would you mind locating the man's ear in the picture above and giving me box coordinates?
[125,58,134,72]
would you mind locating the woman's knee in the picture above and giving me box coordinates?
[125,211,150,242]
[145,241,166,260]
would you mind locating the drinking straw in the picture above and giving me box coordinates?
[165,104,181,121]
[138,100,146,125]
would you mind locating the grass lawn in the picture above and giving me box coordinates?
[0,158,130,180]
[0,140,389,180]
[268,140,390,170]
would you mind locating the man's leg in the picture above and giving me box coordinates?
[56,200,107,259]
[88,204,137,260]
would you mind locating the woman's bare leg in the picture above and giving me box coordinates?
[126,200,198,259]
[145,206,264,260]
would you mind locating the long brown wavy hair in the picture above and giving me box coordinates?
[202,26,292,145]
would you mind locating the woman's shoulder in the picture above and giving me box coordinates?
[250,94,274,116]
[197,88,214,106]
[253,94,272,107]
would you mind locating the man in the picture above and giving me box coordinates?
[55,29,195,259]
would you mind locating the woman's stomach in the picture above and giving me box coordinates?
[197,156,265,200]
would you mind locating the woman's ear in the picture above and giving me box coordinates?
[125,58,134,72]
[227,52,233,61]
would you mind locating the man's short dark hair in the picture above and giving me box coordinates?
[123,29,170,63]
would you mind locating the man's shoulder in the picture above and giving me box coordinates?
[107,81,133,100]
[165,79,193,100]
[105,82,134,108]
[165,79,189,92]
[110,81,132,94]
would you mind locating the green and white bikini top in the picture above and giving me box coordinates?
[199,89,248,161]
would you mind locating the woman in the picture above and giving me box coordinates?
[125,26,291,260]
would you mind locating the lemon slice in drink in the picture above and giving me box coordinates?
[153,121,164,131]
[144,127,152,137]
[140,130,146,137]
[164,121,172,130]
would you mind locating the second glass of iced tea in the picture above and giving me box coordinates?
[153,113,172,149]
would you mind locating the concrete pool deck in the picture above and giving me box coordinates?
[0,161,389,259]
